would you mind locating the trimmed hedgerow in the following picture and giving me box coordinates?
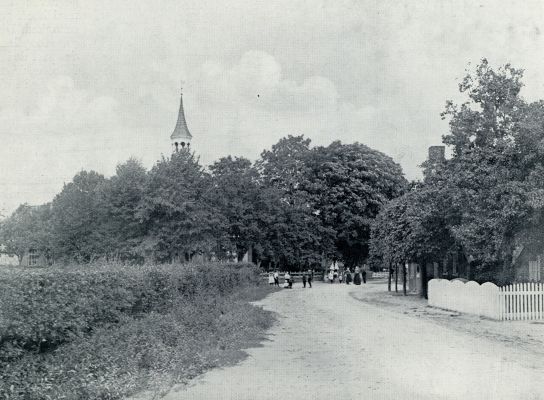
[0,263,257,362]
[0,263,274,399]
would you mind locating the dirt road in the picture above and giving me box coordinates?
[164,282,544,400]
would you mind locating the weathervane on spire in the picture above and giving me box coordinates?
[180,79,185,95]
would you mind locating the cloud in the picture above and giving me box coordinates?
[3,0,544,214]
[189,50,424,177]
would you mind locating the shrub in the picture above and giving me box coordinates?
[0,262,274,399]
[0,263,259,362]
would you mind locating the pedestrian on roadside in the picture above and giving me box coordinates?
[302,272,307,288]
[268,272,275,285]
[289,273,294,288]
[362,269,367,284]
[284,271,291,288]
[307,269,313,288]
[345,269,352,284]
[328,270,334,283]
[339,272,343,284]
[274,270,280,287]
[353,266,362,285]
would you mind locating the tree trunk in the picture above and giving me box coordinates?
[403,262,407,296]
[421,262,428,299]
[387,263,392,292]
[395,263,398,292]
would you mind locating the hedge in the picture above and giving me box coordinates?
[0,286,274,399]
[0,263,259,363]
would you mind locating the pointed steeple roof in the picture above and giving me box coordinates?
[170,88,192,141]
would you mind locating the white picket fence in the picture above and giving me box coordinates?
[428,279,544,321]
[500,283,544,321]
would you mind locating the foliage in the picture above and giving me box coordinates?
[1,134,408,268]
[369,185,455,269]
[209,156,262,260]
[372,59,544,284]
[306,141,408,266]
[256,134,312,197]
[254,136,336,269]
[0,263,271,399]
[0,204,52,264]
[138,152,226,262]
[49,171,111,263]
[0,262,259,363]
[102,158,148,262]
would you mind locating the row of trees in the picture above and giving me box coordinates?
[370,59,544,285]
[1,138,407,270]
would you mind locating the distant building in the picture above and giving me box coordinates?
[513,244,544,282]
[170,87,193,152]
[0,244,18,266]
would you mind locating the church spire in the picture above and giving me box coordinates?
[170,85,192,152]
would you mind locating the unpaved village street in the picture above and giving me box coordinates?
[165,282,544,400]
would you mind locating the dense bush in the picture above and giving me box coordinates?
[0,263,259,363]
[0,286,274,399]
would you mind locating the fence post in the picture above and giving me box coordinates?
[536,283,542,319]
[499,286,503,320]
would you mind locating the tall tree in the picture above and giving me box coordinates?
[0,204,53,264]
[255,135,335,270]
[440,60,531,282]
[209,156,262,260]
[370,184,456,295]
[139,151,225,262]
[256,135,312,198]
[50,171,111,262]
[102,158,148,262]
[306,141,408,266]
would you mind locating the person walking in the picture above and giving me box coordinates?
[284,272,291,288]
[307,269,313,288]
[289,273,294,288]
[302,272,307,288]
[328,270,334,284]
[339,272,343,284]
[362,269,367,284]
[345,269,352,284]
[353,266,362,285]
[273,271,280,287]
[268,272,275,285]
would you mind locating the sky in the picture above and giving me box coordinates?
[2,0,544,215]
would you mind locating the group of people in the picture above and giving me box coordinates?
[327,265,366,285]
[268,270,314,288]
[267,266,368,288]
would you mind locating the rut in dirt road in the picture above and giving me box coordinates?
[164,282,544,400]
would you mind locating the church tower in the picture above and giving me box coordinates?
[170,87,193,152]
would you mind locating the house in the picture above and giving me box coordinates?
[513,244,544,282]
[0,252,19,266]
[20,248,50,267]
[406,251,472,296]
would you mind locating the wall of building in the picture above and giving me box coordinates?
[0,253,19,266]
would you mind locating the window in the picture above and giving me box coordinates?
[529,259,541,281]
[28,249,39,267]
[452,252,458,276]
